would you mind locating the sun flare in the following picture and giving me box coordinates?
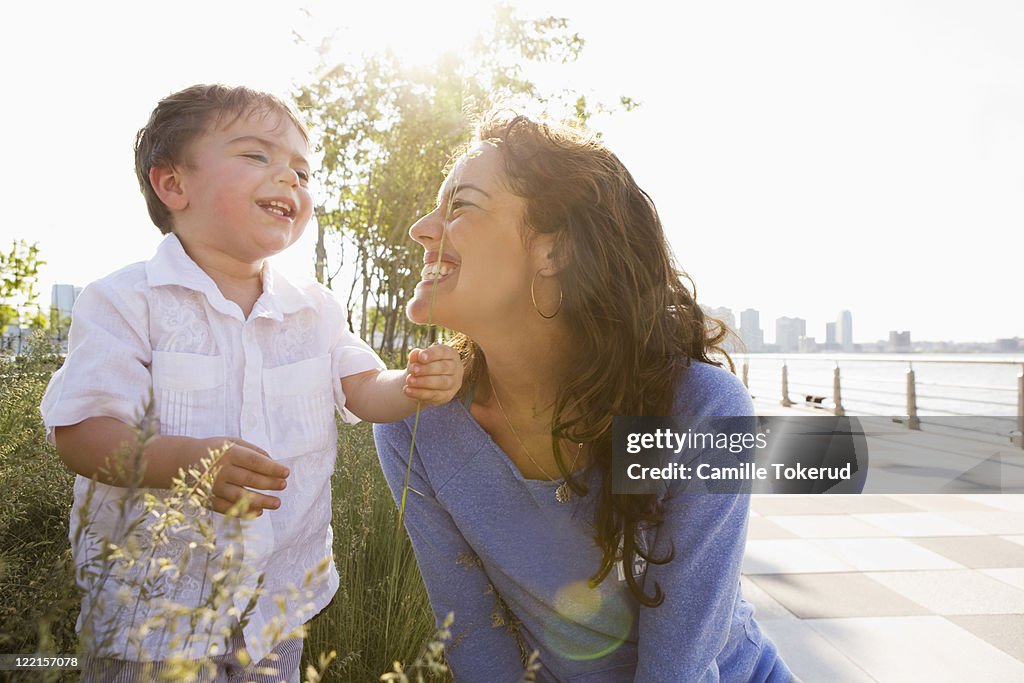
[296,0,497,69]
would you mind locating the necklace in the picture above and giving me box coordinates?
[490,377,584,503]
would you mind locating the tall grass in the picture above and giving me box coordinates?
[0,338,450,681]
[307,420,450,681]
[0,337,78,681]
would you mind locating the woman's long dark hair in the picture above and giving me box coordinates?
[452,112,732,607]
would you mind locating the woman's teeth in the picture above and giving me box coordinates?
[420,262,455,280]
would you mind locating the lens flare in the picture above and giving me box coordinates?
[543,580,633,661]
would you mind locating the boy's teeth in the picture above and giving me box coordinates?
[263,200,292,216]
[420,262,455,280]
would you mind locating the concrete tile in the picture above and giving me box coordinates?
[740,575,797,620]
[1003,535,1024,548]
[767,514,898,538]
[888,494,1001,512]
[936,511,1024,535]
[815,538,962,572]
[960,494,1024,511]
[947,614,1024,662]
[750,495,840,516]
[850,512,982,537]
[979,568,1024,592]
[751,494,916,516]
[808,616,1024,683]
[866,570,1024,615]
[911,535,1024,568]
[749,573,931,619]
[746,516,798,539]
[743,539,855,575]
[755,617,877,683]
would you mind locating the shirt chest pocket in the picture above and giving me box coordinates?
[263,354,336,459]
[151,351,226,438]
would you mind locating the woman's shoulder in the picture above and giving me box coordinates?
[374,401,465,441]
[374,401,485,476]
[672,359,753,418]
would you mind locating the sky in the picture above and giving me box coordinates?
[2,0,1021,344]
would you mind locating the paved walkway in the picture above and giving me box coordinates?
[744,401,1024,682]
[745,493,1024,682]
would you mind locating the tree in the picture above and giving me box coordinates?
[294,5,633,356]
[0,240,47,334]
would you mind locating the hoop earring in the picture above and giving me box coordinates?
[531,270,563,319]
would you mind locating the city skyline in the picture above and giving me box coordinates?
[704,303,1021,352]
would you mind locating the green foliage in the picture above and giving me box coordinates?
[0,337,78,677]
[380,612,453,683]
[293,4,629,355]
[303,421,450,682]
[0,240,47,332]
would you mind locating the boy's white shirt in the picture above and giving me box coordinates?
[40,233,385,662]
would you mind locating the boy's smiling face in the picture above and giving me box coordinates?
[153,110,313,275]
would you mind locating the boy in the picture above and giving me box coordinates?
[40,84,461,681]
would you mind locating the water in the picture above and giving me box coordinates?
[734,353,1023,418]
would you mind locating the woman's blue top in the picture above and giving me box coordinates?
[374,361,792,682]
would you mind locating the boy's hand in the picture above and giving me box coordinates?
[404,343,464,407]
[201,438,290,517]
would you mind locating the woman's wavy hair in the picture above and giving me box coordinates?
[450,111,734,607]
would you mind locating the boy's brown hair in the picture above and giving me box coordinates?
[134,84,308,234]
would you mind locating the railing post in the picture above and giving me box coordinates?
[833,363,845,416]
[781,363,793,407]
[1013,364,1023,448]
[906,363,921,430]
[742,361,749,388]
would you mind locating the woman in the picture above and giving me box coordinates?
[374,112,792,682]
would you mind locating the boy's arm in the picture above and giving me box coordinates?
[341,344,463,423]
[55,417,289,515]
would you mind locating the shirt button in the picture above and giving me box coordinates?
[244,412,258,430]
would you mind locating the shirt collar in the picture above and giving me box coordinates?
[145,234,315,321]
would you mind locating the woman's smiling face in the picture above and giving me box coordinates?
[407,143,548,334]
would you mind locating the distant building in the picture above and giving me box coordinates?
[825,322,837,350]
[836,310,854,352]
[700,305,735,331]
[776,316,806,353]
[50,284,81,327]
[714,306,735,330]
[49,283,82,352]
[888,330,912,352]
[739,308,763,352]
[996,338,1021,352]
[699,305,737,350]
[798,336,818,353]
